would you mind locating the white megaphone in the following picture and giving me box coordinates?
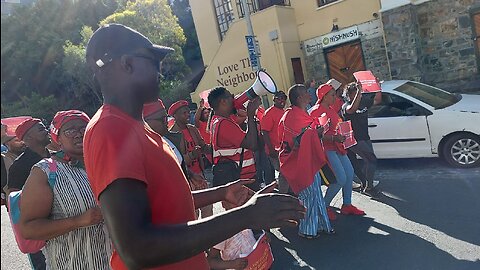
[234,70,277,109]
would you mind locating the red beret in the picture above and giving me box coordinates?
[316,84,334,101]
[50,110,90,143]
[15,118,42,141]
[168,100,189,116]
[143,99,165,118]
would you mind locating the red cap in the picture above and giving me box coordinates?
[15,118,42,141]
[168,100,189,116]
[143,99,165,118]
[316,84,334,101]
[50,110,90,143]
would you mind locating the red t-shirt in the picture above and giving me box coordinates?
[330,97,344,113]
[210,115,256,179]
[310,104,347,155]
[197,121,211,144]
[84,105,209,270]
[260,106,284,155]
[181,127,203,174]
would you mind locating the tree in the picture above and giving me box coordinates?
[101,0,192,101]
[1,0,119,114]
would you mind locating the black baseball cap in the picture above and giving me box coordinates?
[86,24,174,68]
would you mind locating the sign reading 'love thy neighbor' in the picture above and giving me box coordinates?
[304,25,359,56]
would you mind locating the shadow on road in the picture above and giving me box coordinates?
[271,215,479,270]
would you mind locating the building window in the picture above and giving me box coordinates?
[317,0,339,7]
[214,0,235,40]
[236,0,291,18]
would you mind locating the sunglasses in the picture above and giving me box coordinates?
[130,54,162,73]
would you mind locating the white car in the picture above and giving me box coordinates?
[367,80,480,168]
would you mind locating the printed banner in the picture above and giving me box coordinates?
[353,71,381,93]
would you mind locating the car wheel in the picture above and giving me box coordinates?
[442,133,480,168]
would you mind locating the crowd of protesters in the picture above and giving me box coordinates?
[0,23,383,270]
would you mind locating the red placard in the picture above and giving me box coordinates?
[1,116,33,136]
[353,71,381,93]
[241,232,273,270]
[337,120,357,149]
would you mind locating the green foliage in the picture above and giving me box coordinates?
[101,0,190,80]
[1,0,118,112]
[2,92,59,121]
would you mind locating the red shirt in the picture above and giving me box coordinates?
[84,105,209,270]
[310,104,347,155]
[181,127,202,174]
[210,115,256,179]
[197,121,211,144]
[260,106,284,155]
[330,97,344,113]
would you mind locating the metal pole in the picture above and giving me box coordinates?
[240,0,270,107]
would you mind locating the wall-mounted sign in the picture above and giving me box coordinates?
[304,25,360,56]
[321,25,359,49]
[245,36,259,70]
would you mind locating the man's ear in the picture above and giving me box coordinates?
[119,55,133,73]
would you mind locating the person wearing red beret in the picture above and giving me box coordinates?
[169,100,213,218]
[6,118,51,269]
[310,84,365,220]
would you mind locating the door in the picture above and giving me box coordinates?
[291,58,305,84]
[367,93,433,158]
[473,11,480,57]
[325,41,366,85]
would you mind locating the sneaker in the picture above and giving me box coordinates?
[298,232,319,239]
[318,228,336,235]
[363,187,382,199]
[352,181,362,190]
[327,208,337,221]
[340,204,366,216]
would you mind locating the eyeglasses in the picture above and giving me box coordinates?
[130,54,161,73]
[62,127,86,138]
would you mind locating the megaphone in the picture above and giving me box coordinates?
[234,70,277,109]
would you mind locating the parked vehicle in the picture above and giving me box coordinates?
[368,80,480,168]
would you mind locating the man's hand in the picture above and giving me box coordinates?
[223,179,255,206]
[246,98,261,118]
[242,191,306,230]
[75,207,103,227]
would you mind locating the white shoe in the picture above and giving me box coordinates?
[352,182,362,189]
[373,180,380,188]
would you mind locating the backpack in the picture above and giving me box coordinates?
[7,158,57,254]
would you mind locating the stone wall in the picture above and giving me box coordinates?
[382,0,480,93]
[304,51,329,84]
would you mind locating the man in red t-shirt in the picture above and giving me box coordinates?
[169,100,213,218]
[84,24,305,270]
[260,91,289,193]
[208,87,261,191]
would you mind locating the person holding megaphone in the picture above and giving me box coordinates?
[208,86,262,191]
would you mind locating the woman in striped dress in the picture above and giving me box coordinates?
[19,110,112,269]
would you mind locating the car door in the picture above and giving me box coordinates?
[368,93,433,159]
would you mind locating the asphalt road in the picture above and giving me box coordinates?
[269,158,480,270]
[1,158,479,269]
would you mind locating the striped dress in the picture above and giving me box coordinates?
[35,159,112,270]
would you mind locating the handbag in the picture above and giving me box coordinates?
[8,158,57,253]
[212,148,244,187]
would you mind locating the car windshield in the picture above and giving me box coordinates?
[394,82,460,109]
